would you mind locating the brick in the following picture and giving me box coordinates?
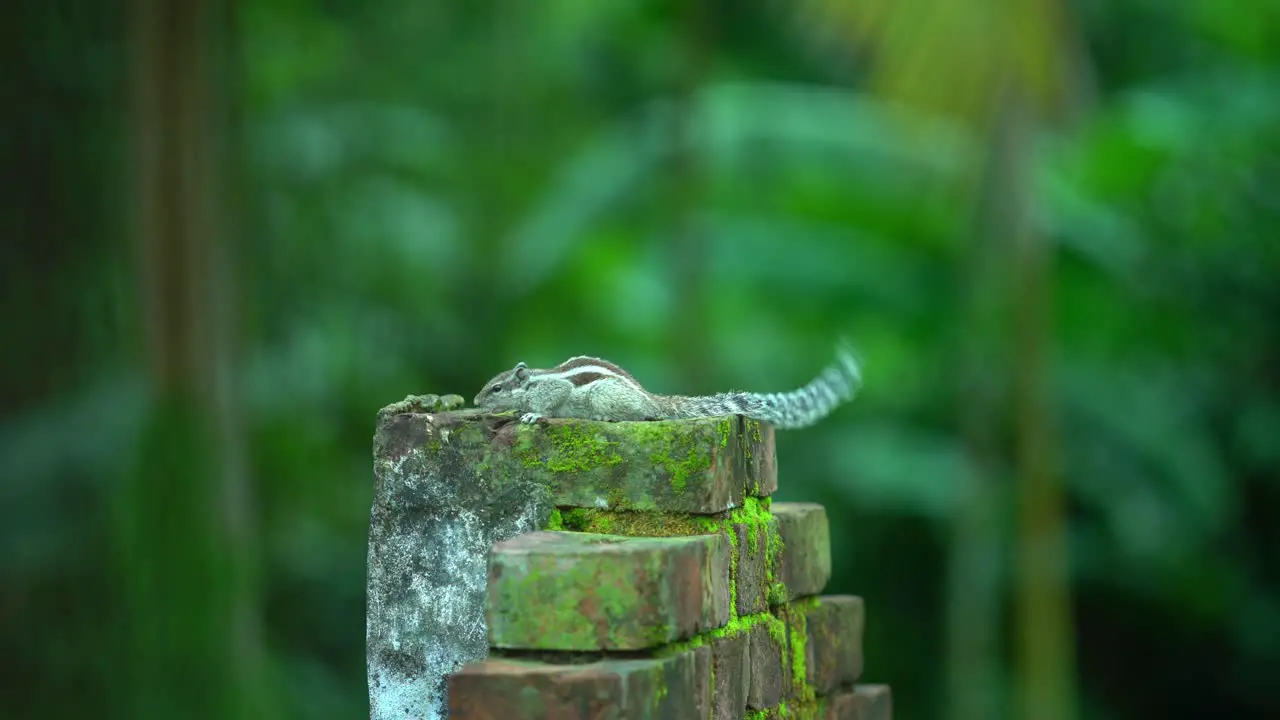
[771,503,832,603]
[733,518,771,616]
[710,632,749,719]
[819,684,893,719]
[692,645,713,718]
[805,596,865,694]
[746,621,786,710]
[487,531,730,651]
[740,418,778,497]
[446,651,703,719]
[853,685,893,720]
[498,416,745,514]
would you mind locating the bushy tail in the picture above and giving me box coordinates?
[666,340,863,429]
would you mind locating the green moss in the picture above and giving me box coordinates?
[593,514,616,533]
[645,620,673,648]
[716,417,733,449]
[746,524,760,556]
[555,507,713,537]
[767,582,788,606]
[494,536,655,648]
[726,527,739,621]
[520,422,625,473]
[727,496,770,557]
[763,612,787,648]
[605,483,629,510]
[766,509,786,605]
[513,431,544,468]
[426,436,443,453]
[512,421,626,473]
[546,508,564,530]
[560,508,588,529]
[788,606,813,702]
[658,610,773,659]
[628,422,713,497]
[646,444,700,493]
[742,419,758,460]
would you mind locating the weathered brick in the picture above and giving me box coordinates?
[819,684,893,719]
[692,645,714,718]
[487,531,730,651]
[502,416,745,514]
[806,596,865,694]
[446,651,703,719]
[746,620,786,710]
[854,685,893,719]
[733,518,771,616]
[740,418,778,497]
[772,503,832,603]
[710,632,749,719]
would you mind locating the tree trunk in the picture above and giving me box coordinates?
[117,0,268,716]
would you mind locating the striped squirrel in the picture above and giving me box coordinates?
[473,341,862,429]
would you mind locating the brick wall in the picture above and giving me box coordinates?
[367,397,893,719]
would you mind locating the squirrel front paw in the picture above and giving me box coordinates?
[519,412,544,424]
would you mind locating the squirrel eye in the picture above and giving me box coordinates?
[490,384,502,393]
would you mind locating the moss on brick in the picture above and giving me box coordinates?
[484,417,741,514]
[786,600,817,703]
[515,422,624,473]
[717,417,734,448]
[627,421,713,496]
[729,497,771,556]
[763,612,787,649]
[766,508,787,606]
[488,531,730,650]
[727,527,740,621]
[555,507,713,537]
[546,508,564,530]
[658,608,780,661]
[742,418,761,460]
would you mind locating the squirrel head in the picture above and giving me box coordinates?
[473,361,531,411]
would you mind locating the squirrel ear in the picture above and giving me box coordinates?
[514,362,529,382]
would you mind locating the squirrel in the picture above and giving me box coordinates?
[473,341,862,429]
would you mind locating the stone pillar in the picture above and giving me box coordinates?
[366,394,893,719]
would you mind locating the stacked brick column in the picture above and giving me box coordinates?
[423,414,895,719]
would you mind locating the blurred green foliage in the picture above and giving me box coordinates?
[3,0,1278,718]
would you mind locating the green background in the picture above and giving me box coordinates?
[3,0,1278,718]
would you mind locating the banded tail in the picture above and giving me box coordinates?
[663,340,863,429]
